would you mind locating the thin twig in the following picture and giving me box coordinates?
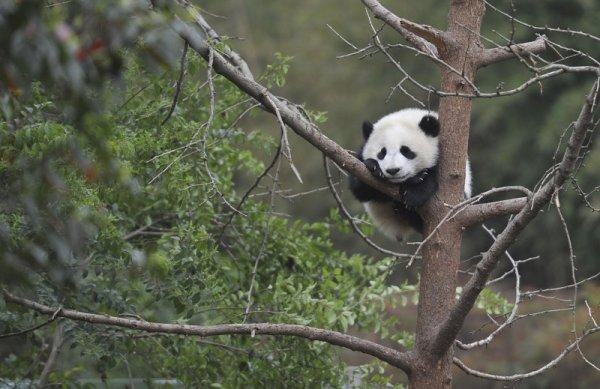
[323,155,412,259]
[456,225,521,351]
[243,109,285,323]
[485,1,600,43]
[38,322,64,388]
[161,41,189,126]
[217,136,283,245]
[0,305,63,339]
[454,325,600,381]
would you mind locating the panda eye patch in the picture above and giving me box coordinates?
[400,146,416,159]
[377,147,387,160]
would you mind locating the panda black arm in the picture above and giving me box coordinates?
[349,174,391,202]
[401,166,439,209]
[350,142,391,203]
[348,147,390,202]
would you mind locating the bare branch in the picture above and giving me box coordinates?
[486,256,539,286]
[38,323,64,388]
[185,4,254,80]
[585,300,599,328]
[553,195,588,371]
[0,320,48,339]
[430,79,600,359]
[0,305,62,339]
[169,17,401,202]
[485,1,600,43]
[455,225,521,351]
[1,288,414,373]
[363,11,479,101]
[357,8,597,100]
[522,272,600,298]
[323,156,412,259]
[161,41,189,126]
[198,49,246,217]
[432,66,598,99]
[478,35,547,68]
[410,187,531,266]
[457,197,528,227]
[360,0,444,58]
[326,24,360,51]
[454,325,600,381]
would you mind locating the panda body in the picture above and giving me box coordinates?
[349,108,472,241]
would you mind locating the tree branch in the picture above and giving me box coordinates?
[457,197,528,227]
[185,5,255,80]
[360,0,445,58]
[170,17,401,201]
[429,78,600,359]
[161,40,189,126]
[1,288,414,373]
[477,35,547,68]
[38,323,64,388]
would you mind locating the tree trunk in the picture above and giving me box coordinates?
[411,1,485,387]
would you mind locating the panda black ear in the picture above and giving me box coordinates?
[362,121,374,140]
[419,115,440,137]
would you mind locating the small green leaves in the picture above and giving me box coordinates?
[262,53,293,88]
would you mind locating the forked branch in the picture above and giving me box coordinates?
[362,0,548,69]
[361,0,445,57]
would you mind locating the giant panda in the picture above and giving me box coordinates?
[349,108,472,241]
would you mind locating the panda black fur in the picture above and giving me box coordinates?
[349,108,472,241]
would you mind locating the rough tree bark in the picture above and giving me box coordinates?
[410,1,485,387]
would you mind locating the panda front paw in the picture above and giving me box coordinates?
[405,169,428,185]
[364,159,385,179]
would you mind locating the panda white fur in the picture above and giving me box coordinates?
[349,108,472,241]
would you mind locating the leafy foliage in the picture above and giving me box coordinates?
[0,24,403,387]
[472,287,514,316]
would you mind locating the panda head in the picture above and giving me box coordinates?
[361,108,439,184]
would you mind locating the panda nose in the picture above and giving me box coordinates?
[386,168,400,175]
